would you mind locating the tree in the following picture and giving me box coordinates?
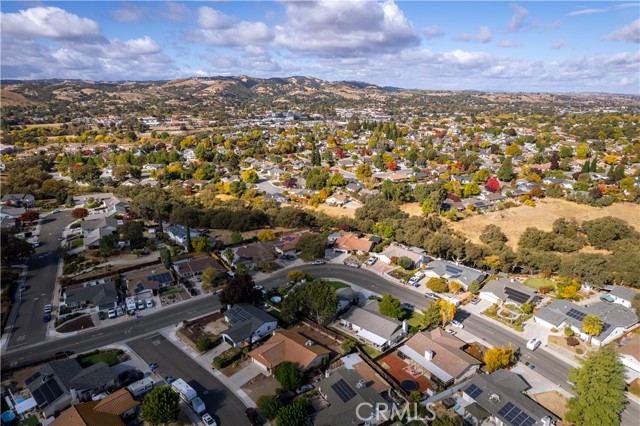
[484,345,515,373]
[420,302,442,329]
[141,386,180,426]
[296,232,326,260]
[463,181,481,197]
[196,337,213,352]
[257,395,282,420]
[287,270,307,283]
[19,210,39,223]
[566,345,626,426]
[582,314,603,343]
[118,221,144,246]
[219,274,262,305]
[356,163,372,181]
[485,177,500,192]
[274,361,302,391]
[341,339,357,355]
[160,246,172,269]
[71,208,89,219]
[505,144,522,156]
[479,224,507,247]
[231,231,243,244]
[397,256,414,270]
[436,299,456,325]
[241,169,258,184]
[1,229,34,261]
[201,267,220,287]
[305,167,329,189]
[431,414,463,426]
[497,156,514,181]
[379,294,404,319]
[98,233,119,257]
[276,397,310,426]
[281,280,338,323]
[257,230,276,242]
[468,280,481,294]
[191,236,210,254]
[426,277,448,293]
[70,163,101,183]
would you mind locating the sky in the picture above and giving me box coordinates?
[1,1,639,94]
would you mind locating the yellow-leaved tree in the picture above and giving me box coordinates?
[436,299,456,326]
[484,344,515,373]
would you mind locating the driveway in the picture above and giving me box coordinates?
[228,363,264,387]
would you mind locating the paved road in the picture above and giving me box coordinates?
[6,211,76,349]
[2,294,221,371]
[128,333,248,426]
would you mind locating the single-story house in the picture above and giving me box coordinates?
[165,224,201,249]
[123,265,175,296]
[340,301,407,349]
[480,275,540,307]
[534,300,638,346]
[172,256,227,279]
[273,232,303,255]
[460,370,558,426]
[326,193,349,206]
[333,233,375,253]
[249,329,330,373]
[222,303,278,347]
[605,286,638,309]
[63,279,119,311]
[234,244,276,267]
[1,193,35,207]
[263,193,290,204]
[376,244,430,268]
[50,388,139,426]
[423,260,487,290]
[618,334,640,374]
[398,328,481,387]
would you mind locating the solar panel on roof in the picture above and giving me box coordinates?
[445,265,462,275]
[602,323,611,334]
[521,417,535,426]
[566,308,586,322]
[331,379,356,403]
[504,287,531,305]
[498,402,514,417]
[32,389,45,406]
[26,372,41,385]
[48,380,63,400]
[40,385,54,403]
[464,384,483,399]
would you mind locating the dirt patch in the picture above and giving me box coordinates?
[400,202,424,217]
[56,314,95,333]
[305,204,356,219]
[548,335,590,356]
[241,373,280,401]
[215,194,235,201]
[289,324,342,355]
[531,390,569,421]
[449,199,640,248]
[220,356,251,377]
[212,227,296,245]
[177,312,223,347]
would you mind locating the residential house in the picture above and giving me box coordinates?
[618,334,640,374]
[314,354,390,426]
[480,275,540,307]
[534,299,638,346]
[273,232,303,255]
[263,193,290,204]
[340,301,407,349]
[0,205,25,228]
[234,244,276,267]
[1,193,35,207]
[123,265,175,296]
[49,388,139,426]
[63,279,119,311]
[221,303,278,347]
[424,260,487,290]
[165,224,201,249]
[249,329,330,373]
[606,286,638,309]
[326,193,349,206]
[376,244,430,268]
[333,233,375,253]
[460,370,558,426]
[81,217,119,248]
[346,182,363,193]
[398,328,481,387]
[172,256,227,279]
[25,360,116,417]
[119,178,140,187]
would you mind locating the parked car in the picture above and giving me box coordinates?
[451,320,464,329]
[19,284,27,292]
[245,408,258,426]
[54,350,73,357]
[137,300,145,310]
[366,257,377,266]
[470,297,480,305]
[108,308,116,319]
[347,263,360,268]
[43,313,51,322]
[98,311,107,320]
[115,306,124,317]
[312,259,326,265]
[118,370,144,386]
[526,337,541,351]
[52,209,60,214]
[44,304,52,313]
[146,299,154,309]
[296,384,314,394]
[201,413,217,426]
[32,242,41,248]
[424,293,440,300]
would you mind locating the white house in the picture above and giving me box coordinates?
[222,304,278,347]
[339,301,407,349]
[607,286,638,309]
[165,224,201,249]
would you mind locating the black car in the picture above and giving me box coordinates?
[118,370,144,386]
[43,313,51,322]
[54,351,74,358]
[98,311,107,320]
[245,408,258,426]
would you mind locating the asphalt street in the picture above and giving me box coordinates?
[127,333,248,426]
[6,211,76,349]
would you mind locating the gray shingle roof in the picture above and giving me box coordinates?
[609,286,638,303]
[425,260,487,287]
[340,301,403,341]
[64,281,118,307]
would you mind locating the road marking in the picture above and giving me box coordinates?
[10,362,17,367]
[152,339,162,346]
[124,329,131,334]
[16,335,26,342]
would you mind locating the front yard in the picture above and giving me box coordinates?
[523,277,556,290]
[483,304,532,332]
[78,348,125,367]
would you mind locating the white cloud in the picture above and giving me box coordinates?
[189,7,274,47]
[113,3,145,23]
[454,26,493,43]
[1,6,101,40]
[274,0,419,56]
[566,8,607,16]
[498,39,519,48]
[551,39,566,49]
[507,4,529,33]
[422,25,443,40]
[162,2,190,23]
[603,19,640,43]
[197,6,238,30]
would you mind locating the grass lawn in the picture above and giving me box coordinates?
[71,239,84,248]
[523,277,556,290]
[361,345,382,359]
[78,349,122,367]
[407,310,425,329]
[328,281,350,290]
[18,416,40,426]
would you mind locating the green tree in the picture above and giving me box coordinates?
[468,280,481,294]
[276,397,310,426]
[159,246,172,269]
[497,156,514,181]
[463,181,481,197]
[479,224,507,247]
[118,221,145,246]
[141,386,180,426]
[379,294,404,319]
[98,233,119,257]
[355,163,372,181]
[192,236,211,254]
[287,270,307,283]
[582,314,603,343]
[231,231,243,244]
[431,414,464,426]
[341,339,357,355]
[257,395,282,420]
[0,229,34,261]
[296,232,326,260]
[196,337,212,352]
[420,302,442,329]
[397,256,414,270]
[274,361,302,391]
[281,280,338,324]
[566,345,626,426]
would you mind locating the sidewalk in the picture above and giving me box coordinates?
[0,265,28,354]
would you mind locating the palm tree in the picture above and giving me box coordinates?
[436,299,457,326]
[582,314,603,344]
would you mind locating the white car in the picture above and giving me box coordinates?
[312,259,326,265]
[201,413,216,426]
[366,257,377,266]
[44,304,52,313]
[137,300,145,310]
[451,320,464,329]
[146,299,154,309]
[108,308,116,319]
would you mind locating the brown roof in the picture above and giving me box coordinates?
[249,330,330,370]
[175,256,226,275]
[334,234,374,252]
[123,265,173,293]
[352,360,391,394]
[93,388,139,415]
[275,232,303,252]
[50,403,124,426]
[618,334,640,361]
[404,328,481,379]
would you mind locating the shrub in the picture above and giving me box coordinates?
[196,337,212,352]
[213,347,243,369]
[564,326,575,337]
[550,327,558,333]
[426,277,448,293]
[566,336,580,347]
[520,304,533,314]
[575,348,584,355]
[397,256,414,270]
[448,281,462,294]
[341,339,357,355]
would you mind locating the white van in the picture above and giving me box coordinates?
[126,297,137,312]
[526,337,541,351]
[191,396,206,415]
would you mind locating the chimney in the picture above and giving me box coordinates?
[402,320,409,334]
[424,350,434,361]
[541,416,552,426]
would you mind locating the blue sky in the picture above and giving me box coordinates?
[1,1,639,93]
